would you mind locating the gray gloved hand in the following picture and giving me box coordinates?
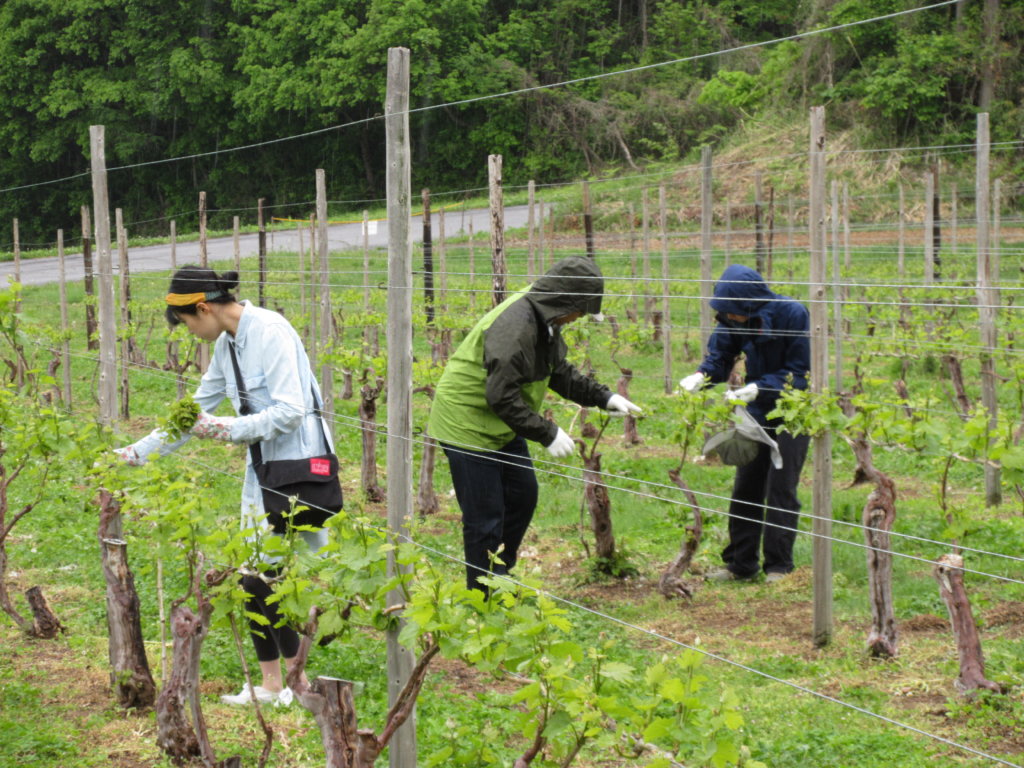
[545,427,575,458]
[724,383,759,404]
[605,393,642,416]
[678,372,707,394]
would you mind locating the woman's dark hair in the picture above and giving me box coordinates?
[165,265,240,325]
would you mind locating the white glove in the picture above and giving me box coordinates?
[605,394,642,416]
[725,383,759,404]
[545,427,575,458]
[679,372,707,393]
[190,412,237,441]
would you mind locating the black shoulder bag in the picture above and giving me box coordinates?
[228,342,343,533]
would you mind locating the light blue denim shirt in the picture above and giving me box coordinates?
[132,301,332,533]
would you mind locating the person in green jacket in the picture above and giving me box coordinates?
[428,256,641,591]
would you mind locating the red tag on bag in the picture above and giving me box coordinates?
[310,458,331,476]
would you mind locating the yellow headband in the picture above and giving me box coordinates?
[165,290,224,307]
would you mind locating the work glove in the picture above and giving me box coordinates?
[190,412,237,441]
[724,383,759,404]
[545,427,575,458]
[678,372,707,394]
[112,428,173,466]
[605,393,642,416]
[112,445,146,466]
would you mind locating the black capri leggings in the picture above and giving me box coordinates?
[241,570,300,663]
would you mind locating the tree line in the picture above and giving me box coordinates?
[0,0,1019,243]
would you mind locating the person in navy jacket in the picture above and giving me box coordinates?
[679,265,811,583]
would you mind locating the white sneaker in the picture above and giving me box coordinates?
[275,687,294,707]
[220,683,278,706]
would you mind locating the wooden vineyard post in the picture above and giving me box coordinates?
[725,201,732,268]
[89,125,117,425]
[897,184,906,279]
[57,230,72,405]
[699,145,713,349]
[308,213,318,371]
[933,554,1001,693]
[197,191,206,267]
[488,154,507,306]
[81,205,98,351]
[170,220,177,270]
[97,490,157,709]
[950,183,958,255]
[316,169,334,444]
[659,184,672,394]
[384,45,416,768]
[754,171,765,275]
[786,196,794,282]
[298,222,306,321]
[257,198,267,308]
[924,172,935,285]
[527,179,536,280]
[115,208,131,419]
[582,180,595,259]
[422,188,434,326]
[808,106,833,648]
[11,219,19,317]
[992,177,1001,307]
[975,112,1000,507]
[642,187,652,323]
[831,181,843,392]
[468,218,476,311]
[363,210,378,354]
[233,215,241,273]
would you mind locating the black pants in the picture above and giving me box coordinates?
[441,436,539,592]
[721,430,810,578]
[242,570,300,663]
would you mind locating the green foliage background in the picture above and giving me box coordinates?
[0,0,1021,244]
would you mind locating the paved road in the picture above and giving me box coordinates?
[1,205,531,287]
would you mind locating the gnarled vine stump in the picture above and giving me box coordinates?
[933,554,1001,694]
[97,490,156,709]
[658,469,703,600]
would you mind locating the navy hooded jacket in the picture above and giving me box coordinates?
[697,265,810,423]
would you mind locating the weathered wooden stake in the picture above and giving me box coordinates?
[89,125,117,425]
[116,209,131,419]
[699,146,713,349]
[422,188,434,326]
[976,112,1000,507]
[316,169,334,444]
[257,198,267,308]
[81,205,98,351]
[488,154,507,305]
[385,46,416,767]
[659,185,672,394]
[809,106,833,648]
[582,180,595,259]
[57,230,72,405]
[527,180,536,280]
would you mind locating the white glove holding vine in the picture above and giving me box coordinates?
[724,383,759,404]
[545,427,575,458]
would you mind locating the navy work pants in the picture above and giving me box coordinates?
[441,436,539,592]
[721,430,810,578]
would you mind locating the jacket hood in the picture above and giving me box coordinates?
[527,256,604,322]
[709,264,776,317]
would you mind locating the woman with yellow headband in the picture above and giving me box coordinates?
[114,265,333,707]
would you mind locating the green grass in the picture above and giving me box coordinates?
[2,225,1023,767]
